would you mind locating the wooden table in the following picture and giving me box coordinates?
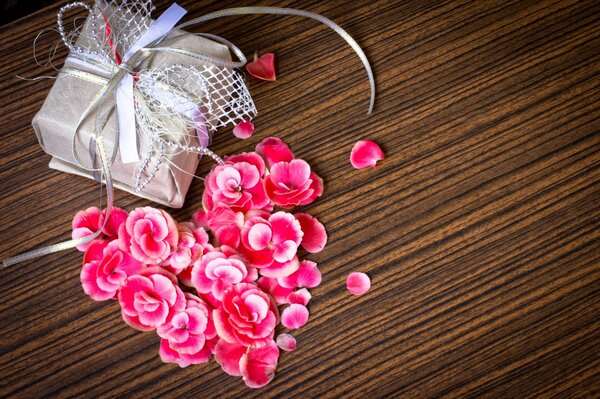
[1,1,599,397]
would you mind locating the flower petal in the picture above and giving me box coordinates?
[294,213,327,253]
[280,304,309,330]
[275,333,297,352]
[233,120,255,139]
[346,272,371,296]
[350,140,384,169]
[256,137,294,167]
[286,288,311,306]
[246,52,276,81]
[240,341,279,388]
[214,339,247,377]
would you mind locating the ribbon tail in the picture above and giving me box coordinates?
[116,73,139,163]
[176,7,376,114]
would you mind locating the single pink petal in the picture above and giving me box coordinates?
[247,223,273,250]
[256,137,294,167]
[260,257,300,279]
[233,120,255,139]
[280,304,309,330]
[286,288,311,306]
[350,140,384,169]
[239,341,279,388]
[273,240,297,263]
[294,213,327,253]
[278,260,321,289]
[275,334,296,352]
[246,52,276,81]
[214,339,247,376]
[346,272,371,295]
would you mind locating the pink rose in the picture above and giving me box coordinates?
[80,240,144,301]
[72,206,128,251]
[202,160,270,212]
[191,251,250,301]
[264,159,323,208]
[164,222,209,274]
[158,294,217,367]
[240,212,303,268]
[213,283,278,347]
[119,207,178,264]
[118,273,185,331]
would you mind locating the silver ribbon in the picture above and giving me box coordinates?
[1,4,376,267]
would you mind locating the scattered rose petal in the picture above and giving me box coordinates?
[214,339,246,377]
[286,288,311,306]
[246,52,276,81]
[240,341,279,388]
[294,213,327,253]
[346,272,371,296]
[233,120,255,139]
[276,334,297,352]
[256,137,294,167]
[350,140,384,169]
[281,304,309,329]
[278,260,321,289]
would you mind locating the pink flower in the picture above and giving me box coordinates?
[72,206,128,251]
[233,120,255,139]
[241,212,303,268]
[158,294,217,367]
[264,159,323,208]
[278,260,321,289]
[214,339,280,388]
[350,140,384,169]
[256,137,294,167]
[81,240,144,301]
[118,273,185,331]
[119,207,178,264]
[246,52,276,81]
[213,283,278,347]
[346,272,371,295]
[295,213,327,253]
[203,161,270,212]
[191,251,249,301]
[164,222,209,274]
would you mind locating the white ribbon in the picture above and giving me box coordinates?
[116,3,187,164]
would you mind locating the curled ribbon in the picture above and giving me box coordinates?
[1,2,376,268]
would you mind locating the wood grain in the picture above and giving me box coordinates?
[1,0,599,397]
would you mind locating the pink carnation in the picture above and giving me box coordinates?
[158,294,217,367]
[72,206,128,251]
[191,251,250,301]
[240,212,303,268]
[119,207,179,264]
[213,283,278,347]
[118,273,185,331]
[264,159,323,208]
[164,222,209,274]
[80,240,144,301]
[203,160,270,212]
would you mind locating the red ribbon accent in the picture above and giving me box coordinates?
[101,12,122,65]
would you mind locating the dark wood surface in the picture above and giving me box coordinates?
[1,0,599,397]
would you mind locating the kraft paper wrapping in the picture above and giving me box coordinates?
[32,17,232,208]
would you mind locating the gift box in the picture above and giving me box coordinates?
[32,1,256,207]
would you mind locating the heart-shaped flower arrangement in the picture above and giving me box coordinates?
[72,136,327,388]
